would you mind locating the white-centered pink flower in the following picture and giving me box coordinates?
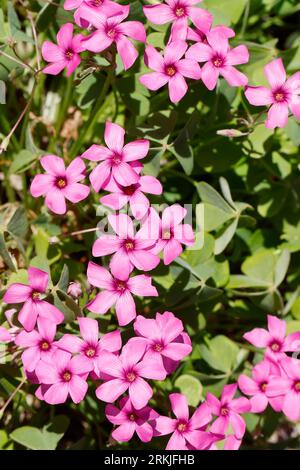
[245,58,300,129]
[82,121,149,192]
[186,29,249,90]
[106,396,159,443]
[143,0,212,42]
[92,213,160,280]
[30,155,90,215]
[86,261,158,326]
[55,317,121,376]
[81,6,146,70]
[64,0,127,28]
[96,340,166,409]
[35,350,91,405]
[132,311,192,374]
[42,23,85,76]
[3,267,64,332]
[15,318,58,373]
[140,41,201,103]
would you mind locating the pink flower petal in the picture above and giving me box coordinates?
[45,188,66,214]
[96,378,128,402]
[115,291,136,326]
[266,102,289,129]
[86,290,118,314]
[186,42,213,62]
[168,74,188,103]
[57,23,74,50]
[78,317,99,345]
[116,35,138,70]
[123,140,150,162]
[108,213,134,239]
[87,261,114,289]
[164,40,187,64]
[82,144,113,162]
[41,41,64,62]
[18,299,38,331]
[170,393,189,421]
[221,66,248,87]
[245,86,273,106]
[30,174,55,197]
[176,59,201,79]
[69,375,88,403]
[113,161,140,186]
[89,160,111,192]
[226,45,249,66]
[44,382,69,405]
[264,58,286,89]
[143,4,174,24]
[3,283,32,304]
[129,377,153,409]
[112,422,136,442]
[118,21,146,42]
[201,61,219,90]
[83,30,113,53]
[243,328,270,348]
[140,72,169,91]
[127,275,158,297]
[40,155,65,176]
[144,45,165,72]
[110,250,133,281]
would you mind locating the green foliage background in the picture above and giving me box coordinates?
[1,0,300,450]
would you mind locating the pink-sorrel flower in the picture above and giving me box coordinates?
[132,311,192,374]
[186,29,249,90]
[30,155,90,215]
[86,261,158,326]
[92,213,160,280]
[35,349,91,405]
[243,314,300,360]
[42,23,85,76]
[15,318,58,373]
[67,281,82,298]
[100,175,163,220]
[143,0,212,42]
[82,121,149,192]
[238,359,283,413]
[266,356,300,422]
[140,205,194,265]
[106,396,159,443]
[0,309,21,343]
[206,384,250,439]
[55,317,121,376]
[3,267,64,332]
[140,41,201,103]
[155,394,216,450]
[245,58,300,129]
[81,6,146,70]
[96,340,166,409]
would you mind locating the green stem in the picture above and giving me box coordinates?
[69,69,113,158]
[55,75,73,134]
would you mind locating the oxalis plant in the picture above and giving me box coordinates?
[1,0,300,452]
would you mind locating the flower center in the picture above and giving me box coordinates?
[126,371,136,382]
[153,343,163,352]
[65,50,73,60]
[112,153,122,165]
[260,382,267,392]
[123,184,137,196]
[107,28,116,39]
[40,341,50,351]
[124,239,135,251]
[32,291,41,300]
[294,381,300,392]
[177,421,187,432]
[270,342,281,352]
[89,0,103,6]
[116,281,127,292]
[221,407,229,416]
[175,7,185,17]
[212,56,224,68]
[166,65,176,77]
[273,88,286,103]
[62,370,72,382]
[162,230,172,240]
[86,347,96,358]
[129,413,136,421]
[56,178,67,189]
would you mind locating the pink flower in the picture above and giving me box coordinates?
[41,23,85,76]
[266,356,300,422]
[30,155,90,215]
[140,41,201,103]
[96,340,166,409]
[100,175,163,220]
[106,396,159,443]
[64,1,127,28]
[67,281,82,298]
[92,213,160,280]
[132,311,192,374]
[155,394,216,450]
[3,267,64,332]
[86,261,158,326]
[82,121,149,192]
[15,318,58,373]
[55,317,121,375]
[245,58,300,129]
[81,6,146,70]
[140,206,194,265]
[35,349,91,404]
[206,384,250,439]
[143,0,212,42]
[186,29,249,90]
[243,315,300,360]
[238,359,283,413]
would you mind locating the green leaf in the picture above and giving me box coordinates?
[200,335,239,373]
[174,375,203,407]
[202,0,248,24]
[57,264,69,292]
[0,80,5,104]
[197,182,235,214]
[10,149,38,174]
[10,416,69,450]
[274,249,290,287]
[198,203,234,232]
[170,110,200,175]
[214,218,239,255]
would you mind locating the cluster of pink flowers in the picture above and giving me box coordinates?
[39,0,300,128]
